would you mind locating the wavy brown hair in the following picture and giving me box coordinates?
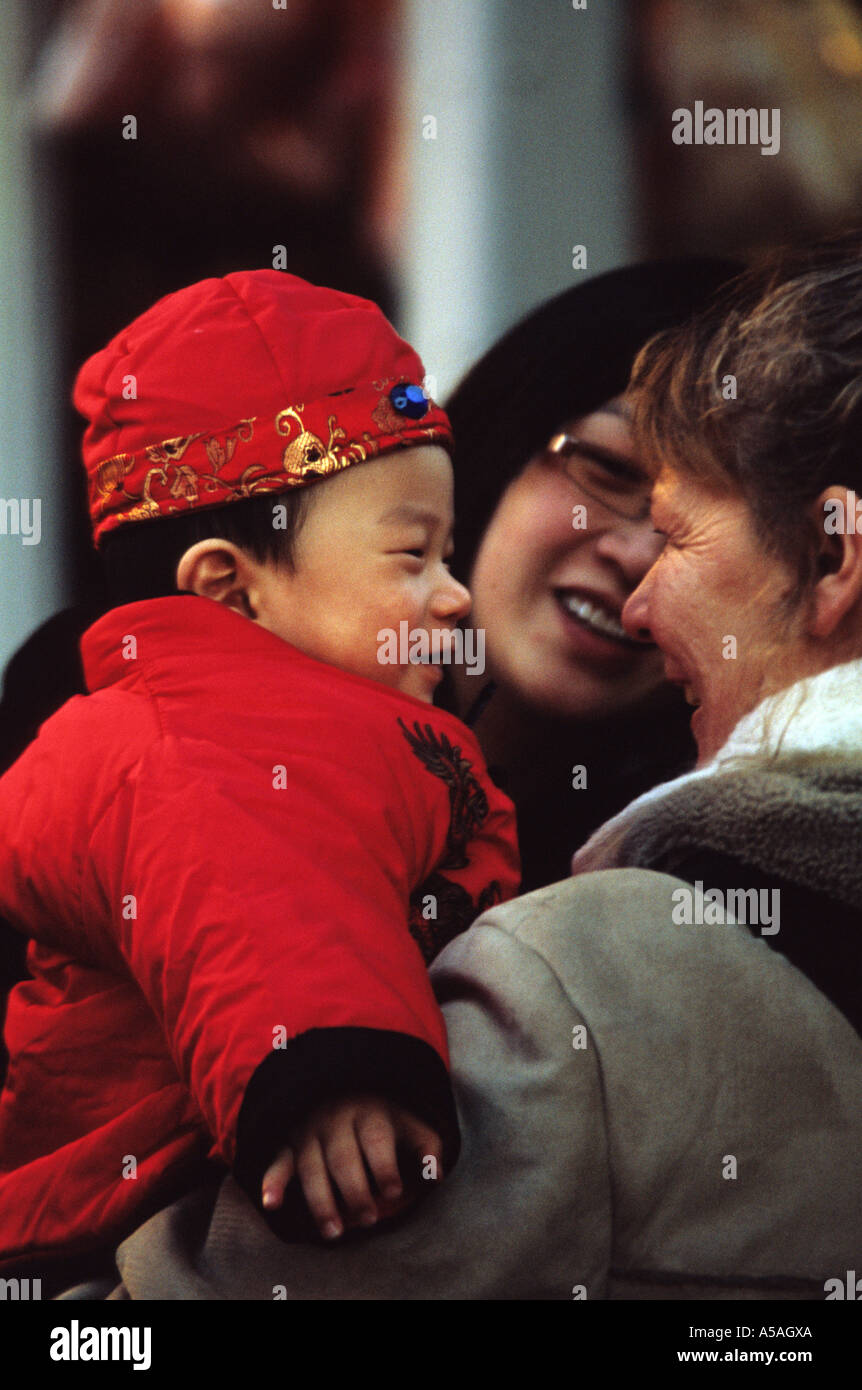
[629,231,862,603]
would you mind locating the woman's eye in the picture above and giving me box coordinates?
[552,439,645,495]
[581,457,641,492]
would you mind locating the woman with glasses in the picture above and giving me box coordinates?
[441,259,739,889]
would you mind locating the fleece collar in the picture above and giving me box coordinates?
[572,658,862,876]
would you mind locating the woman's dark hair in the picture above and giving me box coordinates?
[100,488,311,606]
[630,230,862,603]
[445,258,741,585]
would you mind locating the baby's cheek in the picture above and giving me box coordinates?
[375,585,425,631]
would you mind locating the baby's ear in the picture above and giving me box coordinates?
[176,540,256,618]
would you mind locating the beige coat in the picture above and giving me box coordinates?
[108,868,862,1300]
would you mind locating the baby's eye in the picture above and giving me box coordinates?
[403,548,425,558]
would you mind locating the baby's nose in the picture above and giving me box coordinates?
[436,574,471,619]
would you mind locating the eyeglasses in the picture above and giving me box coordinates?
[543,432,653,522]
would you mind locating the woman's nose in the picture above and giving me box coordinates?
[621,571,654,642]
[593,517,665,588]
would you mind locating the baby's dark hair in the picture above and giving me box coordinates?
[100,488,311,606]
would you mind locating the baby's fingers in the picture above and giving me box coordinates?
[297,1138,344,1240]
[324,1128,378,1228]
[356,1108,402,1202]
[261,1147,295,1210]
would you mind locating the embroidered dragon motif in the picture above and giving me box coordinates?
[398,718,502,963]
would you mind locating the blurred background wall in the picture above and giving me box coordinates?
[0,0,64,672]
[2,0,862,675]
[400,0,634,397]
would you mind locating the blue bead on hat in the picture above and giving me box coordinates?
[389,382,430,420]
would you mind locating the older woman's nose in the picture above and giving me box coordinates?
[621,571,654,642]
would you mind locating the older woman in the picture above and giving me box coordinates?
[103,236,862,1301]
[572,236,862,1036]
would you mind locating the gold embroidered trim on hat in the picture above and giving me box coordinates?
[88,384,452,545]
[276,406,373,479]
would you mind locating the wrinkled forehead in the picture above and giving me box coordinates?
[652,462,727,526]
[649,467,676,516]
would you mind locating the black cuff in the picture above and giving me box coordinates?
[233,1026,460,1224]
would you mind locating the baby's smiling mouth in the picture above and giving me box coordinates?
[554,589,646,647]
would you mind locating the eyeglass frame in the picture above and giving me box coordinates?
[543,431,654,522]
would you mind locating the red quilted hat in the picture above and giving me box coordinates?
[74,270,453,546]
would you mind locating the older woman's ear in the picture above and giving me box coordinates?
[807,487,862,642]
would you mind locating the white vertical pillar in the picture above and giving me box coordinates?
[0,0,63,674]
[400,0,634,398]
[399,0,497,400]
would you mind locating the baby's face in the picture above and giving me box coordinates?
[257,446,471,702]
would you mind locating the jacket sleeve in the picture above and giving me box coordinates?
[115,894,614,1300]
[83,730,463,1201]
[271,912,613,1297]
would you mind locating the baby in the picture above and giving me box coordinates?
[0,271,519,1284]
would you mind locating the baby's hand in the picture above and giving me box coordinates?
[261,1094,443,1240]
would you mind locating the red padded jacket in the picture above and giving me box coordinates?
[0,597,519,1269]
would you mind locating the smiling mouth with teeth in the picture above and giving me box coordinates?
[556,591,644,647]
